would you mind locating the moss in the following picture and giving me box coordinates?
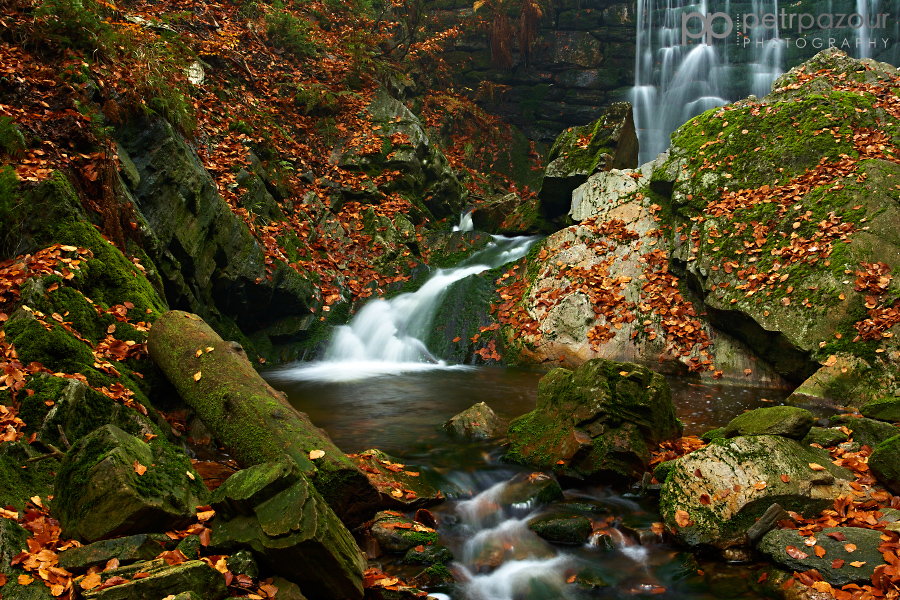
[18,376,69,432]
[53,429,120,521]
[0,444,58,511]
[5,317,94,374]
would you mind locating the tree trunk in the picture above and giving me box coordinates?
[147,310,379,526]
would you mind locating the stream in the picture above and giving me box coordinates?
[263,222,796,600]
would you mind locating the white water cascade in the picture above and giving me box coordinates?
[277,214,538,383]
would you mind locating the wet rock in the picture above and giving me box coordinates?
[660,435,858,551]
[0,519,55,600]
[801,427,849,448]
[55,425,207,543]
[860,397,900,422]
[80,559,227,600]
[364,584,429,600]
[270,577,308,600]
[369,511,438,553]
[443,402,502,439]
[400,544,453,565]
[869,435,900,493]
[209,459,366,599]
[574,566,609,590]
[57,534,170,571]
[496,472,564,507]
[830,415,899,448]
[720,406,815,440]
[757,528,886,586]
[538,102,638,219]
[411,563,454,588]
[528,514,592,544]
[176,534,202,559]
[700,427,727,442]
[226,549,259,579]
[471,192,547,235]
[786,356,870,407]
[349,449,444,510]
[506,359,681,482]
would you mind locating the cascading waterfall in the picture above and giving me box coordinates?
[279,213,537,382]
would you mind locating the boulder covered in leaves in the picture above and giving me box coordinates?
[348,449,444,510]
[660,435,859,552]
[757,527,886,586]
[54,424,208,543]
[505,359,681,482]
[77,558,228,600]
[538,102,639,219]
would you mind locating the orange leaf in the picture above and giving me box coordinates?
[675,510,692,528]
[845,543,857,553]
[815,545,827,558]
[832,559,845,568]
[849,561,866,567]
[80,573,102,590]
[809,463,826,471]
[786,545,808,560]
[780,474,790,483]
[309,450,325,460]
[134,461,147,476]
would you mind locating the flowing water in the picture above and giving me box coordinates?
[263,213,807,599]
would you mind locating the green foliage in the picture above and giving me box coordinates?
[0,117,26,158]
[34,0,116,55]
[265,3,319,59]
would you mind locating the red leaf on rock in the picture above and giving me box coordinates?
[786,545,808,560]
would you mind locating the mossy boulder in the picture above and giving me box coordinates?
[0,519,55,600]
[538,102,638,218]
[0,441,58,512]
[412,563,454,588]
[495,472,564,507]
[869,435,900,493]
[528,514,592,544]
[55,425,208,543]
[209,459,366,600]
[801,426,849,448]
[661,435,858,551]
[860,397,900,422]
[506,358,681,482]
[830,415,899,448]
[349,449,444,510]
[757,527,887,586]
[443,402,502,439]
[400,544,453,565]
[369,511,438,553]
[720,406,815,440]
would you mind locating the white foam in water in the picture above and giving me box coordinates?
[463,556,573,600]
[452,211,474,232]
[275,234,538,384]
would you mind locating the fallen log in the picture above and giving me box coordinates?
[147,310,379,526]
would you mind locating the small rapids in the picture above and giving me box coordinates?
[269,212,538,383]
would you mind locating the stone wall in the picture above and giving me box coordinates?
[437,0,638,143]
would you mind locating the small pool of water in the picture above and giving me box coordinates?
[263,365,797,600]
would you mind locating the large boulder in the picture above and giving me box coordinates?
[506,359,681,482]
[757,527,887,586]
[54,425,208,543]
[660,435,859,551]
[209,459,366,600]
[538,102,638,218]
[349,449,444,510]
[831,415,899,448]
[719,406,815,440]
[370,511,438,553]
[860,396,900,422]
[869,434,900,493]
[58,534,170,571]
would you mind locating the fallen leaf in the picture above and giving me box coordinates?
[804,536,817,547]
[786,545,808,560]
[754,481,767,491]
[134,461,147,476]
[80,572,102,590]
[193,371,202,382]
[850,561,866,567]
[18,574,33,585]
[619,371,629,376]
[452,337,461,342]
[675,510,692,527]
[845,543,857,553]
[828,531,847,542]
[780,474,790,483]
[815,546,827,558]
[832,559,845,568]
[809,463,826,471]
[309,449,325,460]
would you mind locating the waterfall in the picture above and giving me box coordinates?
[277,216,538,382]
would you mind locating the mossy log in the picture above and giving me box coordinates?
[147,310,378,526]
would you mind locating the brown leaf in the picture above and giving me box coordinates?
[780,474,790,483]
[193,371,202,382]
[832,559,845,568]
[844,543,857,553]
[754,481,767,491]
[105,558,120,571]
[809,463,826,471]
[675,510,692,528]
[786,545,808,560]
[827,532,847,542]
[700,494,710,505]
[309,450,325,460]
[133,461,147,476]
[815,545,827,558]
[80,572,102,590]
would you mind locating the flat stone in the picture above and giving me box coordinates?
[801,427,849,448]
[860,397,900,422]
[369,512,438,553]
[57,534,169,571]
[528,514,592,544]
[349,449,443,511]
[82,560,227,600]
[757,528,886,586]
